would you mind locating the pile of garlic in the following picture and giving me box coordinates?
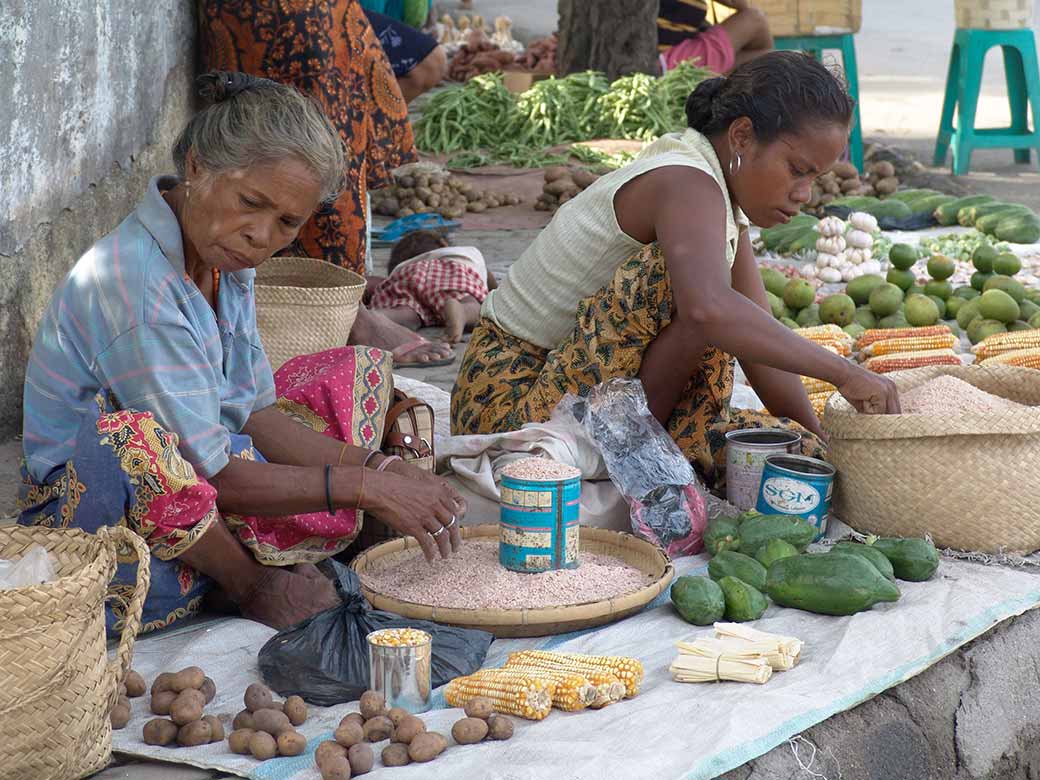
[803,212,883,284]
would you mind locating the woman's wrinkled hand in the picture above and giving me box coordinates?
[837,366,901,415]
[365,468,465,562]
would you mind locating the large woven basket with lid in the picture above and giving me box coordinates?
[955,0,1033,29]
[0,526,150,780]
[823,365,1040,553]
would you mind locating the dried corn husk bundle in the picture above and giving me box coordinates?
[669,645,773,685]
[713,623,803,670]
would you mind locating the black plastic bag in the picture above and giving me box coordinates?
[258,561,494,705]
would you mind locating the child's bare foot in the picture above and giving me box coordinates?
[238,567,341,629]
[443,298,466,343]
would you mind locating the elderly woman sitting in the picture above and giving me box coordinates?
[19,73,464,634]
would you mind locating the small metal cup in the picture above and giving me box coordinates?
[367,630,432,714]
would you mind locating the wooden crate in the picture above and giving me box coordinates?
[757,0,862,37]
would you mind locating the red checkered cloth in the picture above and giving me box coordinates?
[369,257,489,327]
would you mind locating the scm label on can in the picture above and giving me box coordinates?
[755,454,836,541]
[760,477,822,515]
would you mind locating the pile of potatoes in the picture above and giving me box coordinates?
[535,165,600,212]
[141,666,224,748]
[805,160,901,215]
[110,669,147,730]
[227,682,309,761]
[372,172,521,220]
[451,695,515,744]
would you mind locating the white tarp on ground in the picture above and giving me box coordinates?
[111,554,1040,780]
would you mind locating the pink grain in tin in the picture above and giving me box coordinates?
[359,539,654,610]
[900,376,1028,415]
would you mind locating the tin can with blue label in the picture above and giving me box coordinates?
[756,454,836,541]
[724,429,802,511]
[499,457,581,573]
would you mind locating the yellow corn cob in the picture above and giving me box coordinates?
[505,650,644,698]
[794,324,845,340]
[979,347,1040,369]
[445,670,554,720]
[864,349,961,374]
[801,376,837,396]
[856,324,952,351]
[973,329,1040,361]
[808,390,835,418]
[505,663,624,708]
[862,332,958,358]
[493,665,598,711]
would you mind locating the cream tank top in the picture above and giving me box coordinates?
[482,127,749,350]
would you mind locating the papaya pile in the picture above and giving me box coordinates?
[670,512,940,625]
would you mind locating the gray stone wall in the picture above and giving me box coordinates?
[0,1,197,437]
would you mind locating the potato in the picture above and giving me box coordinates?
[348,743,375,774]
[427,194,442,209]
[199,677,216,704]
[387,707,409,727]
[315,740,348,770]
[358,690,386,720]
[321,756,352,780]
[178,719,213,747]
[486,714,514,741]
[111,701,131,730]
[398,207,415,217]
[544,165,571,182]
[822,179,842,196]
[124,670,147,698]
[228,728,255,755]
[830,161,859,179]
[170,689,205,726]
[171,666,206,693]
[283,695,307,726]
[869,160,896,179]
[571,169,598,189]
[408,731,447,763]
[430,182,445,195]
[250,730,278,760]
[452,716,488,744]
[391,714,426,744]
[382,742,411,767]
[874,175,900,196]
[244,682,274,713]
[544,178,577,196]
[151,672,176,696]
[340,712,365,730]
[143,718,178,746]
[398,175,416,189]
[467,202,487,213]
[202,714,225,743]
[839,177,862,193]
[233,709,256,731]
[415,186,433,203]
[335,721,364,748]
[362,715,394,742]
[416,175,430,189]
[252,708,292,737]
[278,730,307,757]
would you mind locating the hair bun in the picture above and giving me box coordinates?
[196,71,272,103]
[684,76,726,131]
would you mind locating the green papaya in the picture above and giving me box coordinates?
[859,199,913,220]
[703,519,741,556]
[867,537,940,582]
[830,195,877,210]
[787,230,822,254]
[761,216,818,251]
[934,195,995,226]
[671,576,726,625]
[766,553,901,616]
[827,541,896,581]
[959,201,1016,226]
[887,188,941,204]
[995,213,1040,244]
[976,208,1030,236]
[738,514,817,557]
[708,550,768,592]
[718,576,769,622]
[907,194,954,216]
[755,539,800,569]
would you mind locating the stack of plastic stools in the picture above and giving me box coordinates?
[775,34,863,172]
[934,27,1040,175]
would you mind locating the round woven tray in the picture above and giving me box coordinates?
[351,524,674,638]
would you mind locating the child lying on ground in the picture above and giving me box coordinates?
[369,230,496,343]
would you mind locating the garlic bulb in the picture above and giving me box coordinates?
[802,263,817,280]
[859,260,882,275]
[818,267,843,283]
[816,252,843,269]
[815,235,847,255]
[818,216,845,237]
[848,212,878,233]
[845,247,873,265]
[846,229,874,250]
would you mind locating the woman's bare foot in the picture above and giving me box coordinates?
[238,567,341,630]
[443,298,466,344]
[349,304,452,366]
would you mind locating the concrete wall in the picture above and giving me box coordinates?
[0,1,196,438]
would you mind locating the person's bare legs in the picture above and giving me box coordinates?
[349,303,453,363]
[442,295,482,344]
[377,306,423,331]
[397,45,449,103]
[719,7,774,69]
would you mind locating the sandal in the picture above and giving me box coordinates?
[392,336,456,369]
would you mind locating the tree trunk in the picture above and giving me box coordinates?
[557,0,660,80]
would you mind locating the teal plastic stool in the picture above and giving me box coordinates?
[934,28,1040,175]
[775,34,863,172]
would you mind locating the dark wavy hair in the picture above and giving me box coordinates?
[388,230,450,274]
[685,51,854,144]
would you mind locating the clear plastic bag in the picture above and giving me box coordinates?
[0,544,57,589]
[553,378,725,557]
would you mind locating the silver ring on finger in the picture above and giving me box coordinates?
[430,524,447,538]
[445,515,457,529]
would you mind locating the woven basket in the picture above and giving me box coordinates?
[0,526,150,780]
[351,524,674,638]
[755,0,862,36]
[254,257,365,372]
[823,365,1040,553]
[955,0,1034,29]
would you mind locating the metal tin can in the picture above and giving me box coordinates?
[725,429,803,511]
[367,629,432,714]
[499,472,581,573]
[755,454,836,541]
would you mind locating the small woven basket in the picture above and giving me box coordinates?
[955,0,1034,29]
[0,526,150,780]
[255,257,365,371]
[754,0,862,36]
[823,365,1040,553]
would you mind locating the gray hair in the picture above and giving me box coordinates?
[173,72,346,203]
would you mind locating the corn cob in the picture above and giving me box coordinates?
[505,650,644,698]
[801,376,837,396]
[808,391,835,417]
[979,347,1040,369]
[445,670,554,720]
[505,663,624,708]
[856,324,952,351]
[794,324,846,340]
[864,349,961,374]
[494,665,599,710]
[972,329,1040,361]
[862,332,958,358]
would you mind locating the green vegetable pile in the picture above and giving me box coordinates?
[414,62,714,169]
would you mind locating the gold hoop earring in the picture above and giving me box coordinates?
[729,152,742,176]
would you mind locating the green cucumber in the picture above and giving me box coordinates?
[907,194,954,216]
[887,188,941,204]
[718,576,768,622]
[867,537,940,582]
[934,195,995,226]
[671,576,726,625]
[708,550,767,592]
[755,539,800,569]
[827,541,896,581]
[766,553,901,616]
[738,514,817,557]
[859,199,913,220]
[995,213,1040,244]
[977,207,1031,235]
[703,518,741,556]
